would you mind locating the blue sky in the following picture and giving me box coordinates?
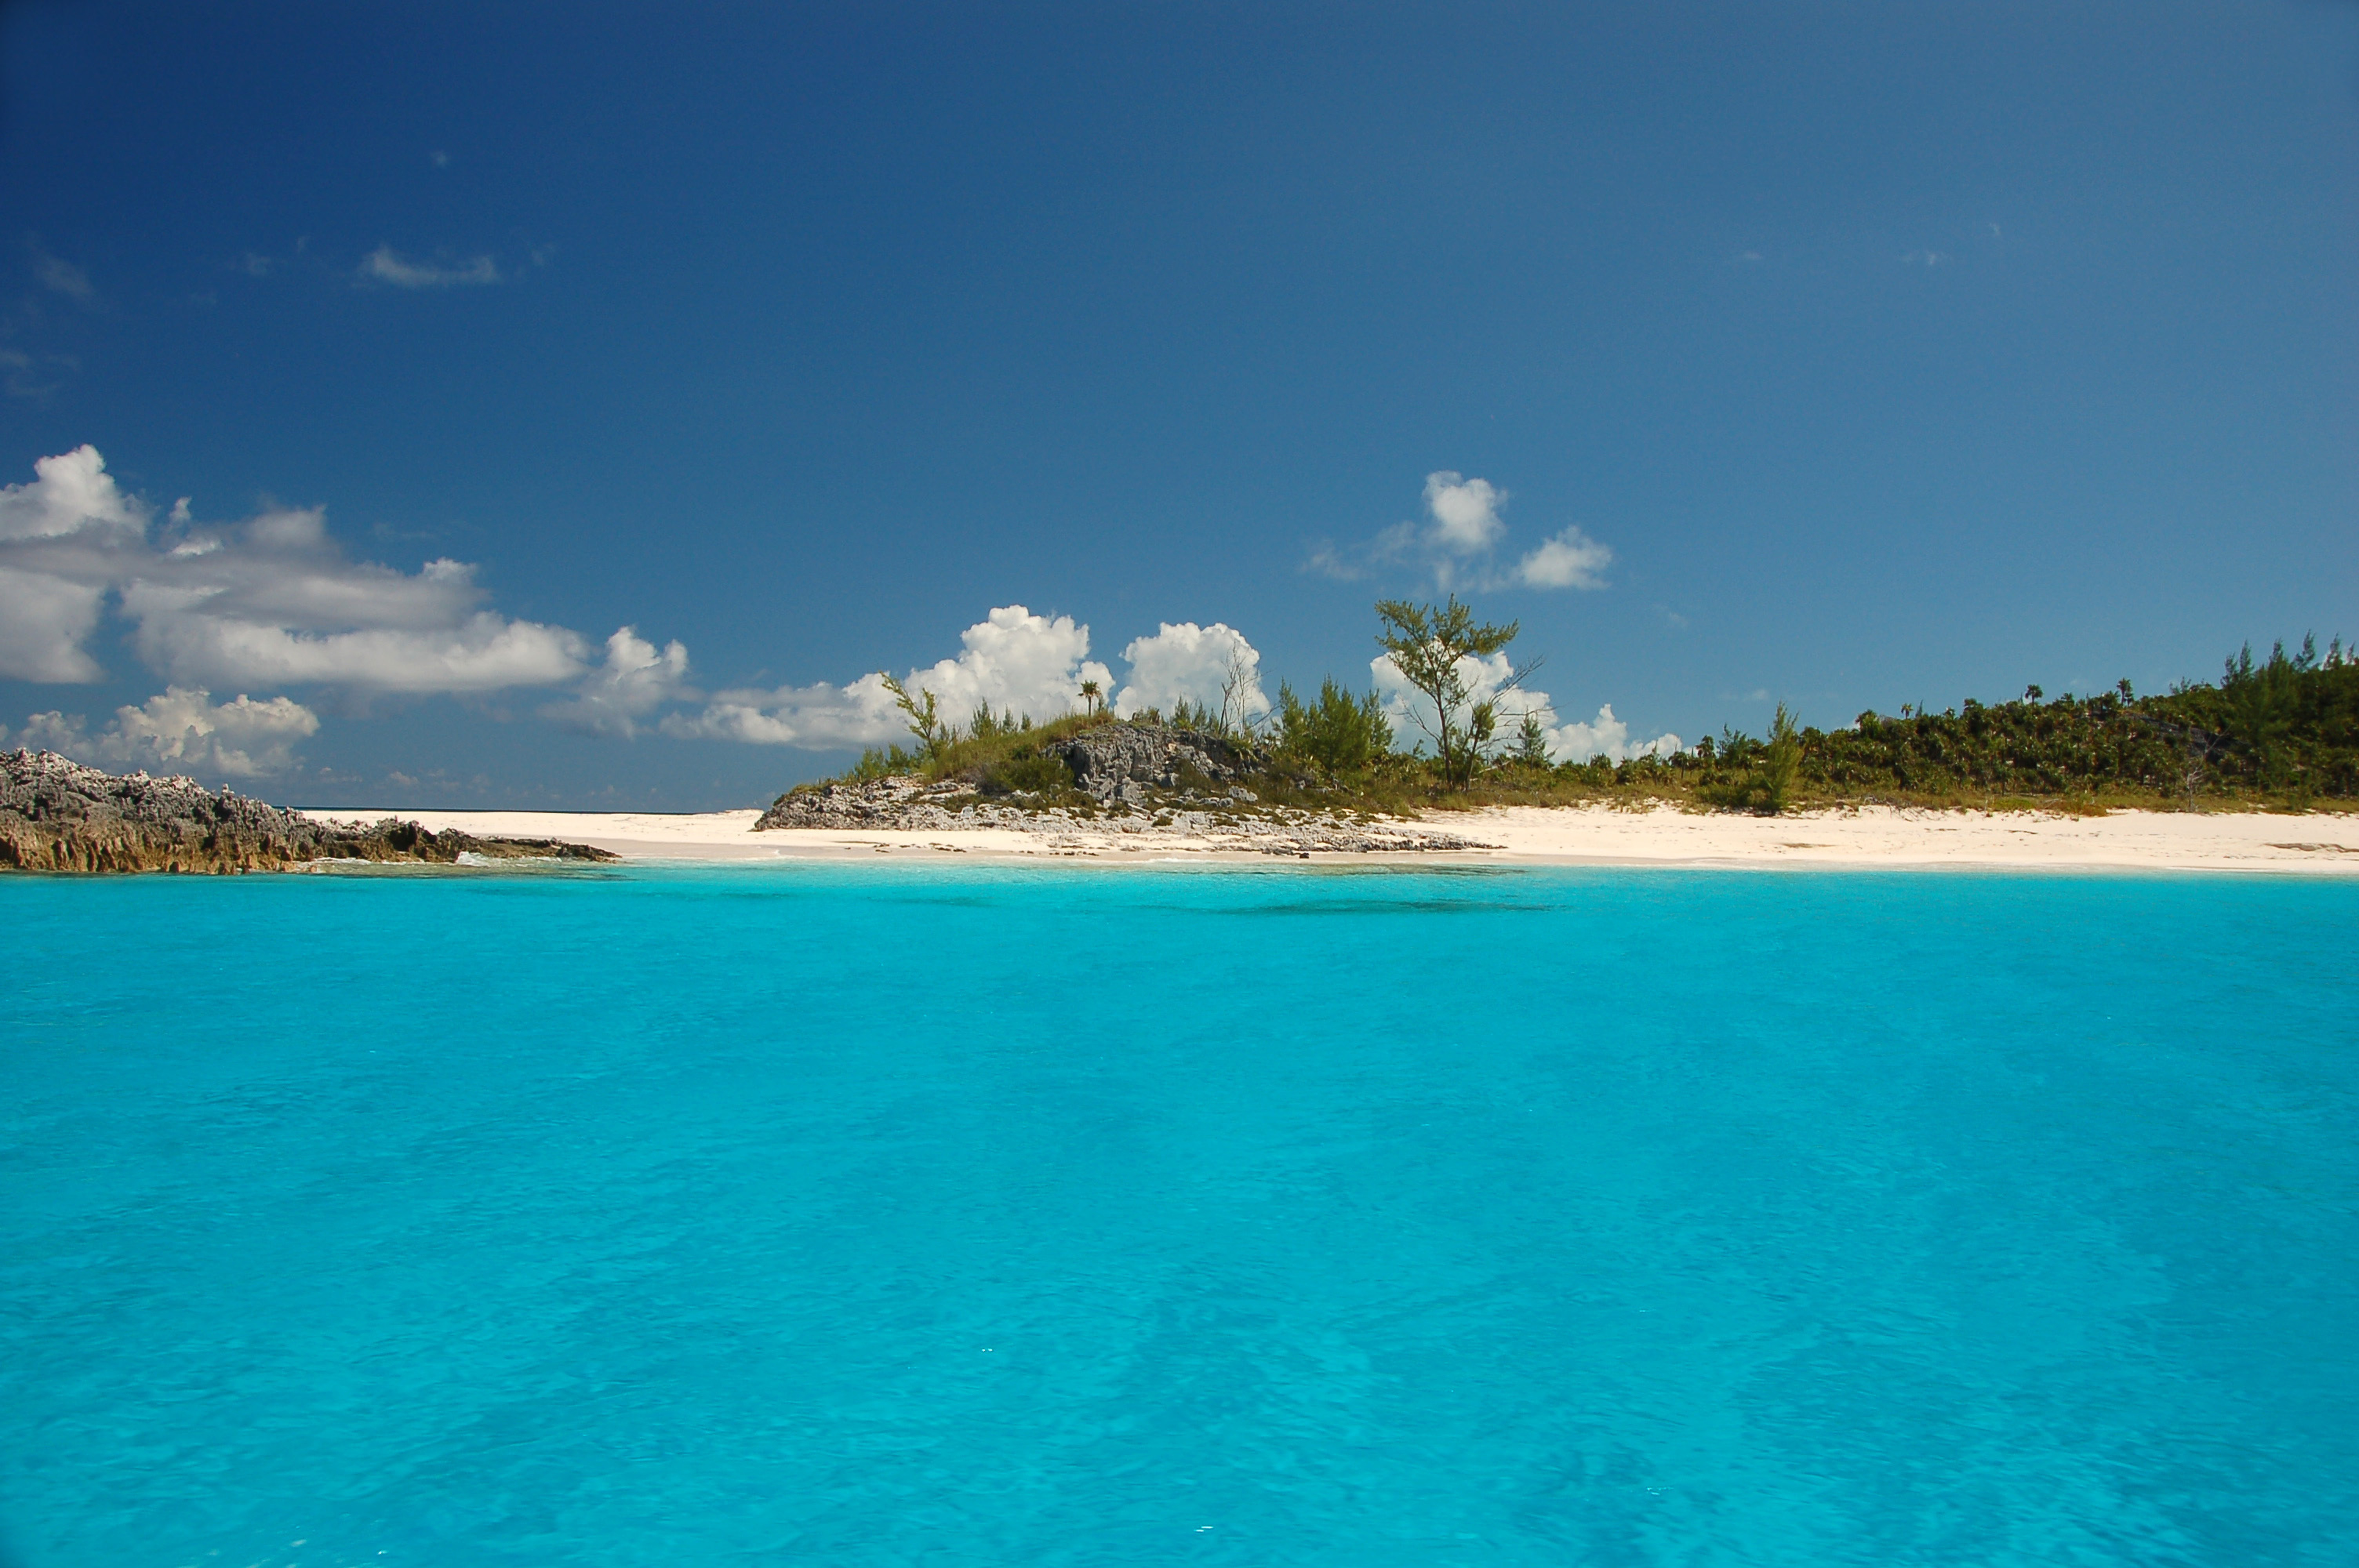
[2,1,2353,808]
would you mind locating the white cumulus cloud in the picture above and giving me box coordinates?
[18,687,320,777]
[1540,702,1683,765]
[0,445,146,540]
[664,605,1114,750]
[1370,647,1533,755]
[1113,621,1269,722]
[0,445,676,708]
[904,604,1114,724]
[1424,471,1507,553]
[1516,526,1614,590]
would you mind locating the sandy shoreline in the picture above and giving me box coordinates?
[309,802,2359,875]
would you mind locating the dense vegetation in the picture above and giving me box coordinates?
[827,609,2356,815]
[1772,637,2358,809]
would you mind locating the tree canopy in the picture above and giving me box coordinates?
[1372,596,1533,789]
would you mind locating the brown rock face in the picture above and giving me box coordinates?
[0,750,618,873]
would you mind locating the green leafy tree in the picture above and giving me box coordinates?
[2222,640,2305,788]
[1372,595,1533,789]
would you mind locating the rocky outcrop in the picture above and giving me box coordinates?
[754,726,1489,855]
[0,750,617,873]
[1031,722,1265,803]
[757,724,1269,830]
[757,776,1487,853]
[757,774,948,831]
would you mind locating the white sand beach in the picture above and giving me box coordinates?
[317,803,2359,875]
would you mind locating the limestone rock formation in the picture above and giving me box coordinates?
[753,724,1489,854]
[756,774,945,831]
[1029,722,1265,804]
[0,750,616,873]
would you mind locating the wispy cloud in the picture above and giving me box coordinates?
[0,346,75,402]
[31,247,94,302]
[4,247,97,399]
[1303,520,1414,581]
[360,245,502,289]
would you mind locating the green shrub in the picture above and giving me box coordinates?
[1700,704,1801,813]
[977,751,1077,797]
[1172,762,1218,795]
[1759,704,1801,812]
[1275,678,1394,777]
[851,744,918,781]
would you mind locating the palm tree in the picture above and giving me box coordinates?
[1079,679,1102,716]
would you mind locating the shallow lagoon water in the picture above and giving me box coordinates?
[3,864,2355,1566]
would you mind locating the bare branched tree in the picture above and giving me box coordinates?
[1218,648,1260,739]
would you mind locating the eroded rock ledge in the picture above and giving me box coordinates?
[755,724,1489,856]
[1037,722,1265,803]
[1,750,617,874]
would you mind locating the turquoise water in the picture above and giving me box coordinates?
[3,865,2355,1567]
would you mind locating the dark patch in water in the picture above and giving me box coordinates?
[1224,898,1552,917]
